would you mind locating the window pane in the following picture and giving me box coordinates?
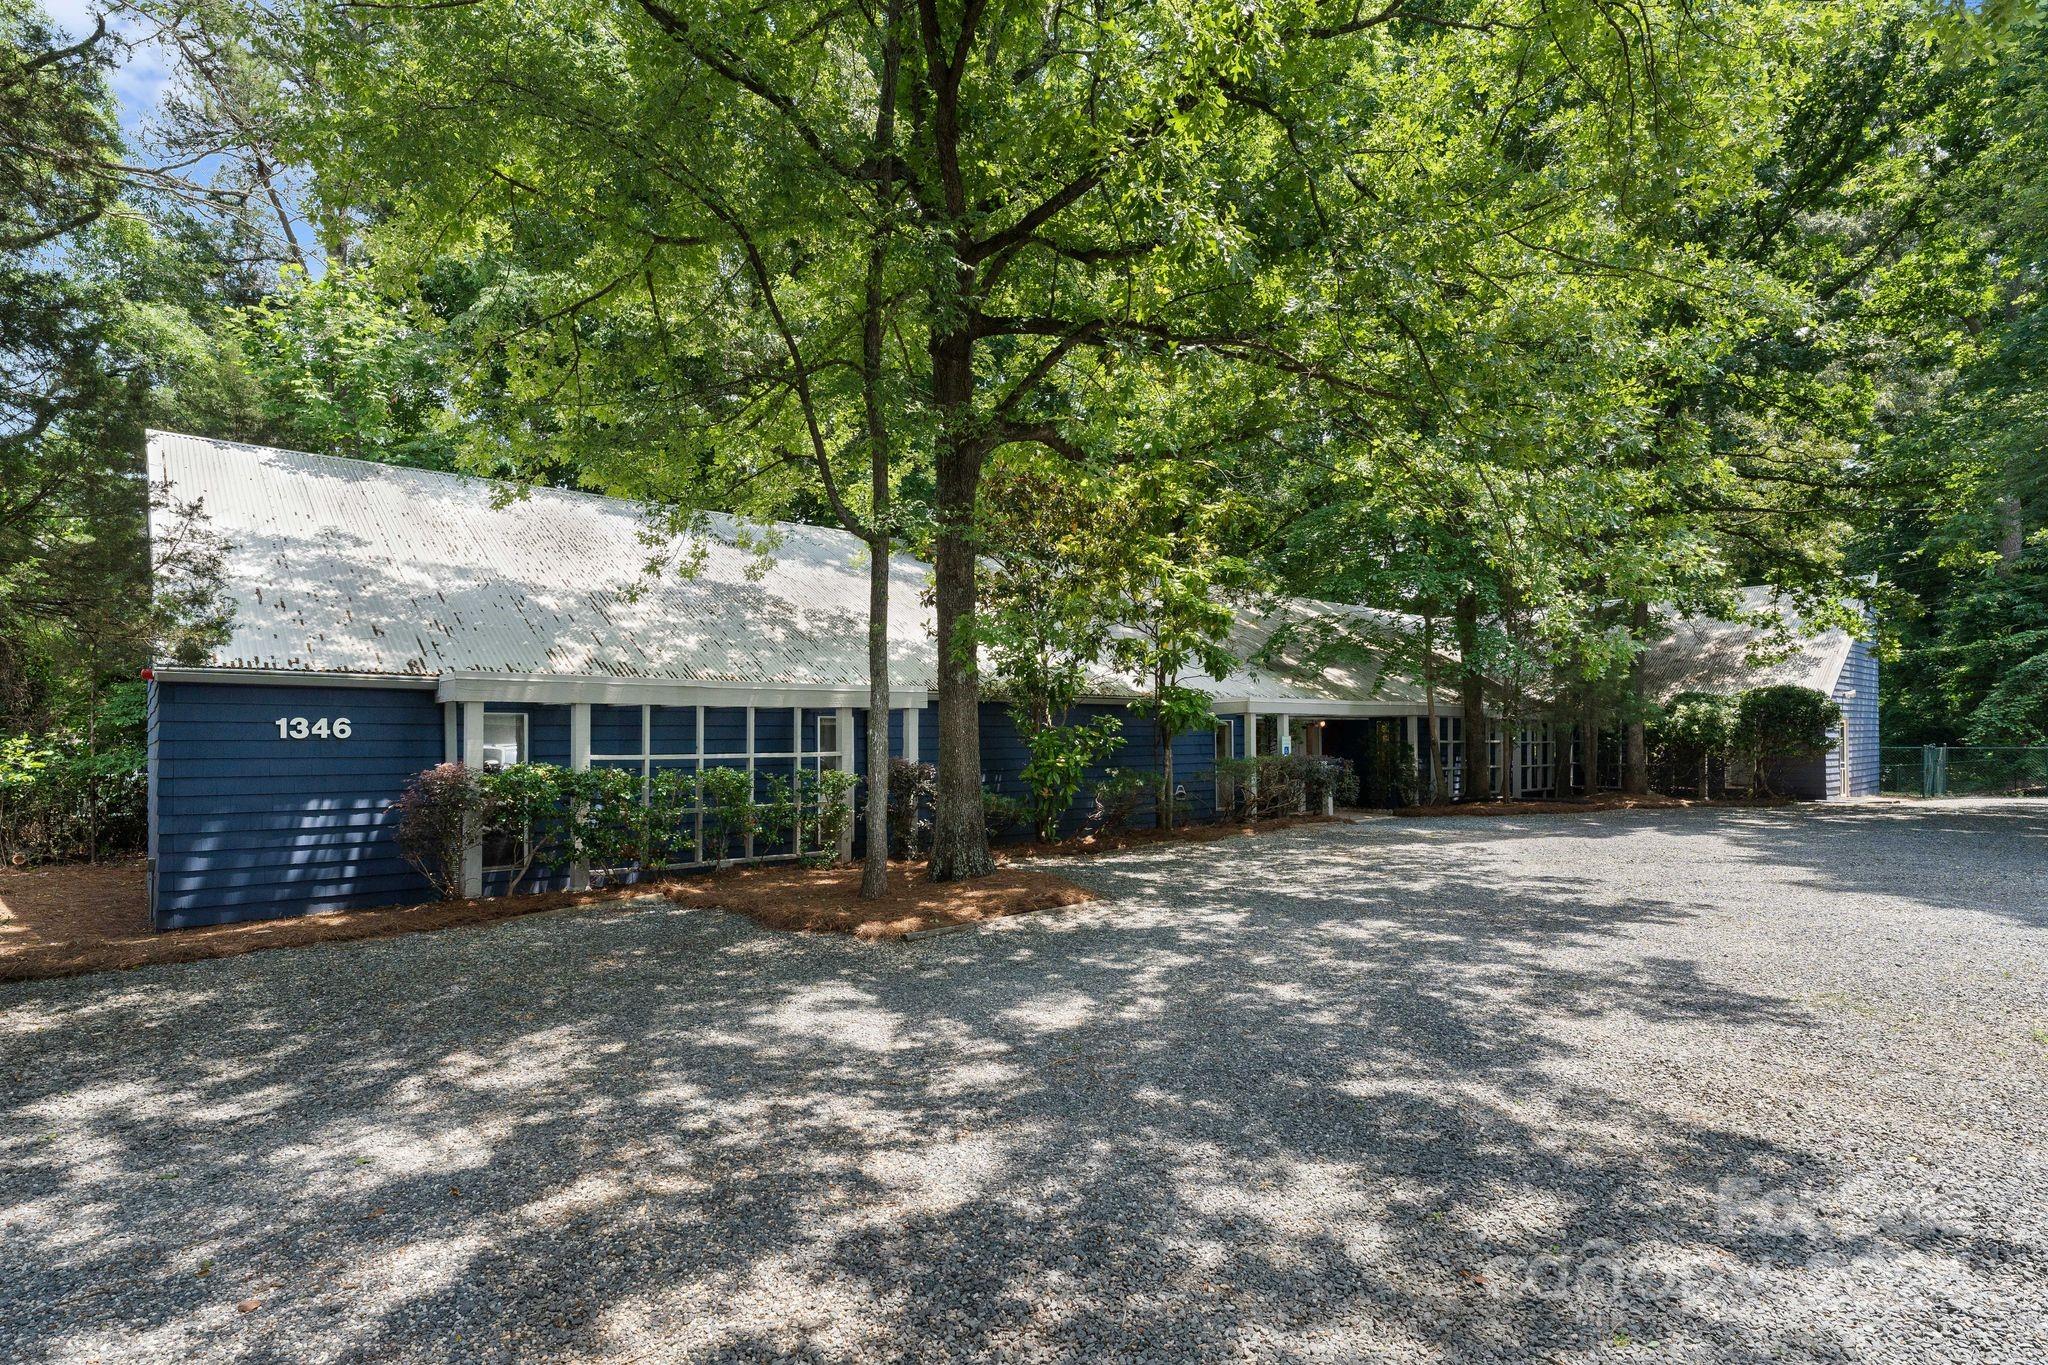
[482,712,524,768]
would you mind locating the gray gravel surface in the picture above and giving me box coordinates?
[3,801,2045,1363]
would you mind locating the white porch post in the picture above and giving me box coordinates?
[460,700,484,897]
[569,702,591,891]
[903,701,921,764]
[835,705,856,863]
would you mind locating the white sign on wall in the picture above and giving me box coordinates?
[274,717,352,740]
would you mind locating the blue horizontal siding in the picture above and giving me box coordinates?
[1831,638,1880,798]
[975,700,1224,836]
[591,704,642,755]
[152,680,442,927]
[149,681,1246,928]
[650,705,696,753]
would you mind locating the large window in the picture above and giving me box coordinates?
[1431,716,1464,801]
[588,704,849,870]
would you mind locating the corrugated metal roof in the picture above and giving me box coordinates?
[1639,587,1857,701]
[143,431,1446,708]
[148,434,1852,713]
[148,432,941,690]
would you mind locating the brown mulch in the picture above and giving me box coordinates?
[1397,793,1797,817]
[661,860,1094,941]
[0,855,1096,984]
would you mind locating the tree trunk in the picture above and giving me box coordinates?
[1455,592,1491,801]
[1421,612,1443,804]
[1998,494,2025,574]
[862,540,892,896]
[1154,664,1172,829]
[1623,600,1651,795]
[856,0,904,900]
[926,327,994,881]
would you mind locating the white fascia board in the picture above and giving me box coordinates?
[433,672,923,710]
[1204,696,1444,718]
[149,666,438,691]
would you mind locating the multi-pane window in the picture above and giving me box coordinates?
[1517,722,1556,796]
[588,704,849,871]
[1428,715,1464,801]
[481,711,526,770]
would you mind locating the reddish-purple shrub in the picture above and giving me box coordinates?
[391,763,484,900]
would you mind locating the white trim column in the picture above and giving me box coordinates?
[460,700,484,897]
[835,705,856,863]
[903,702,921,764]
[569,702,591,891]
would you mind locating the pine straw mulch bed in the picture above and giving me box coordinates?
[1397,793,1798,817]
[0,814,1360,984]
[0,856,1098,984]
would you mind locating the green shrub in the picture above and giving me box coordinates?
[1215,755,1296,819]
[0,733,146,866]
[799,768,858,857]
[1302,756,1360,810]
[887,759,935,859]
[1089,768,1149,837]
[757,773,798,853]
[982,788,1030,840]
[698,766,758,867]
[1736,685,1842,795]
[1652,691,1738,795]
[1214,753,1355,818]
[1019,713,1123,841]
[476,762,582,893]
[639,768,701,871]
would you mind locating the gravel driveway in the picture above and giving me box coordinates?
[3,802,2045,1363]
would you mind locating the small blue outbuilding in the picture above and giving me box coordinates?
[145,433,1879,929]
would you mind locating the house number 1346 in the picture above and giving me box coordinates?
[275,716,352,739]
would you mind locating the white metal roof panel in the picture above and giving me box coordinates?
[145,431,1456,710]
[1639,587,1857,702]
[147,432,940,690]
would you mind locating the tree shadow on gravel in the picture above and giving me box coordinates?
[1402,800,2048,928]
[0,817,2035,1363]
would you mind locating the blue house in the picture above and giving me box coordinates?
[145,433,1878,928]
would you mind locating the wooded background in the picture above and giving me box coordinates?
[3,0,2042,867]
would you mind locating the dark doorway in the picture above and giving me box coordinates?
[1322,718,1415,808]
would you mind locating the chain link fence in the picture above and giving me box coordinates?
[1880,746,2048,798]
